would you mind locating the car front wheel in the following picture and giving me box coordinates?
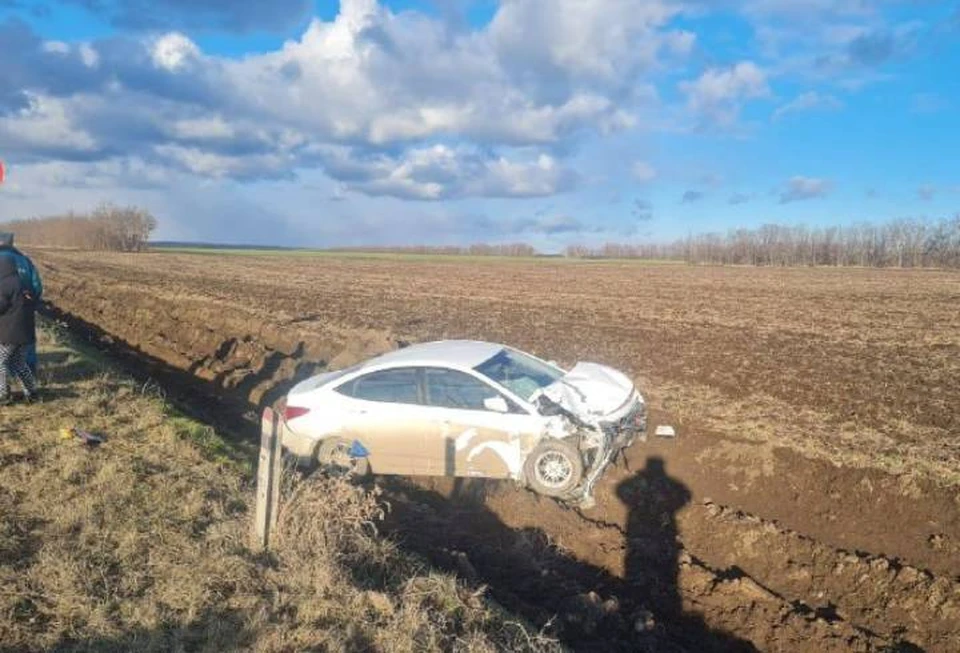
[524,439,583,498]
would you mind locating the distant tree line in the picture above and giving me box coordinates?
[0,204,157,252]
[8,205,959,268]
[566,216,960,268]
[330,243,538,257]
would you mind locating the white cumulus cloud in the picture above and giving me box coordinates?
[319,144,578,200]
[151,32,200,71]
[680,61,770,126]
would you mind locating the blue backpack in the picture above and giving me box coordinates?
[0,250,42,299]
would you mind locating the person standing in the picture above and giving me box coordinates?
[0,233,42,374]
[0,255,37,403]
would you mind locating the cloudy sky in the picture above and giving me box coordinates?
[0,0,957,248]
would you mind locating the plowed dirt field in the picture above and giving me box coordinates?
[33,249,960,651]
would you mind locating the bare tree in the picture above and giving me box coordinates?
[0,204,158,251]
[563,215,960,269]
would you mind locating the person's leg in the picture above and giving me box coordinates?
[0,344,13,401]
[26,342,37,376]
[9,346,36,399]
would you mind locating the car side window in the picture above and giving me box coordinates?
[424,368,520,412]
[336,368,421,405]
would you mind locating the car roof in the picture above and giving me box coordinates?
[360,340,505,371]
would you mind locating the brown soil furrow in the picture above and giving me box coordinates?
[414,463,959,651]
[38,252,960,439]
[684,501,960,650]
[385,483,895,652]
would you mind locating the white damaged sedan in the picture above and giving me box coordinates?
[278,340,645,505]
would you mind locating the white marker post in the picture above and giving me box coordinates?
[254,407,283,549]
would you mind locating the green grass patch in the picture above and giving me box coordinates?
[39,320,254,476]
[162,404,254,476]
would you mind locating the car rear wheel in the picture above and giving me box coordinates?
[316,438,370,477]
[524,439,583,497]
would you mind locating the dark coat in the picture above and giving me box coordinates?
[0,255,35,345]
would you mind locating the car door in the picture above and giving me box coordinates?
[334,367,437,475]
[421,367,542,479]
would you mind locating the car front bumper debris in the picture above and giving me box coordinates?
[576,400,647,509]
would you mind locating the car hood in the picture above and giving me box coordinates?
[537,362,637,420]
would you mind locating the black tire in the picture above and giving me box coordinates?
[524,439,583,498]
[316,438,370,477]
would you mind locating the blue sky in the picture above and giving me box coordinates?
[0,0,957,248]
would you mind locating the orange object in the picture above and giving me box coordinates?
[59,426,104,446]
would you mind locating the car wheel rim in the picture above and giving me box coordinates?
[536,451,572,488]
[328,443,356,473]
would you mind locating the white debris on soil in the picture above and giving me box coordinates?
[655,425,677,438]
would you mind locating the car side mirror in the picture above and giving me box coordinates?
[483,396,509,413]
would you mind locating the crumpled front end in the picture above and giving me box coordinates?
[577,392,646,507]
[537,362,636,420]
[534,367,647,508]
[600,392,647,449]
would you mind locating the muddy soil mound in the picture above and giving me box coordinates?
[39,262,402,410]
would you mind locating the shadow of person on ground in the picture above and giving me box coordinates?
[380,470,755,652]
[616,456,690,621]
[615,456,755,651]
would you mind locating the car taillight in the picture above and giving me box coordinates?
[284,405,310,421]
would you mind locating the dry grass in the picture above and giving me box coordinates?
[0,327,560,653]
[269,478,560,652]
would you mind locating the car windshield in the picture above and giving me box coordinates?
[474,349,563,401]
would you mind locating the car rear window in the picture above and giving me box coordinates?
[336,368,420,405]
